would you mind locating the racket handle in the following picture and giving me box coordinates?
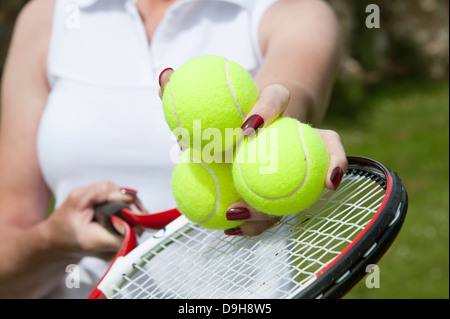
[89,202,138,299]
[94,202,130,234]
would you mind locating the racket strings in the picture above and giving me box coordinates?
[281,184,375,284]
[108,170,387,299]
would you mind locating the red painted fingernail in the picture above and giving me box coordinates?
[158,67,173,86]
[241,114,264,136]
[120,187,138,197]
[226,207,251,221]
[330,167,344,190]
[132,198,145,212]
[224,227,243,236]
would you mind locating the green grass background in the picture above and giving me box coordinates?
[322,79,449,298]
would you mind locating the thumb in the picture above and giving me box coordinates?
[158,67,174,98]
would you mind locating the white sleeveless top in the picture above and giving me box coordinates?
[37,0,277,298]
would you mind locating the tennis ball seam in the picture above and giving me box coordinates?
[224,59,245,118]
[180,157,220,224]
[236,121,310,200]
[167,81,187,146]
[167,58,246,140]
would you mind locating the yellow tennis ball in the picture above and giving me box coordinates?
[162,55,258,153]
[172,149,244,230]
[232,117,329,216]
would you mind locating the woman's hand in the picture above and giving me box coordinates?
[159,69,347,237]
[45,180,141,260]
[224,84,347,236]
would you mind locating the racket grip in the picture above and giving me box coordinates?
[94,202,130,234]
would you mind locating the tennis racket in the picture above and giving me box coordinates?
[88,156,408,299]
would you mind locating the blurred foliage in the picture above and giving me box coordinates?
[326,0,449,118]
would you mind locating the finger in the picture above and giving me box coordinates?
[68,181,135,211]
[241,84,290,136]
[315,129,348,190]
[119,187,148,214]
[226,201,275,222]
[225,201,281,237]
[158,67,174,98]
[90,182,135,207]
[79,220,124,253]
[240,218,280,236]
[224,219,280,237]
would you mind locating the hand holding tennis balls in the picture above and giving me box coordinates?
[159,56,346,233]
[171,117,330,230]
[232,117,329,215]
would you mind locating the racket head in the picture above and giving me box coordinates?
[298,156,408,298]
[91,156,408,299]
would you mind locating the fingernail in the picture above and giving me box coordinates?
[132,198,145,212]
[241,114,264,136]
[120,187,138,197]
[224,227,243,236]
[226,207,251,221]
[330,167,344,190]
[158,67,173,87]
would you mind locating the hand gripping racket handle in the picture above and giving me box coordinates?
[92,201,181,256]
[88,202,181,299]
[95,201,181,231]
[89,202,138,299]
[94,201,131,235]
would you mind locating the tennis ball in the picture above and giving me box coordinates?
[232,117,329,216]
[162,55,258,153]
[172,149,244,230]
